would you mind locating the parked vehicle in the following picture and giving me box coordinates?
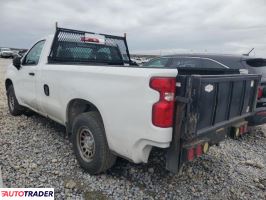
[5,27,261,174]
[131,57,151,65]
[131,57,143,65]
[0,48,13,58]
[11,50,20,58]
[144,54,266,126]
[18,49,28,57]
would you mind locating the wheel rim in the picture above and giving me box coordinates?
[8,92,15,111]
[77,127,95,162]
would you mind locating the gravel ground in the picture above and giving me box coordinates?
[0,58,265,199]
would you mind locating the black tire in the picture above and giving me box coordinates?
[23,109,35,117]
[7,85,24,116]
[71,112,116,174]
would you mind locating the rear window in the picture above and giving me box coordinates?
[246,59,266,67]
[170,58,203,68]
[145,57,228,69]
[202,59,227,69]
[55,42,123,65]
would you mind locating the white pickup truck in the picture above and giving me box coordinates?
[5,27,261,174]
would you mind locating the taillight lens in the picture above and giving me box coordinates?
[187,148,194,161]
[195,144,202,157]
[81,37,100,43]
[258,87,263,99]
[150,77,176,127]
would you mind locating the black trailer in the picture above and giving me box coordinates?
[166,73,260,173]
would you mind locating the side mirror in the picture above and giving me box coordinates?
[13,56,21,70]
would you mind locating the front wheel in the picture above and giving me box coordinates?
[7,85,24,116]
[71,112,116,174]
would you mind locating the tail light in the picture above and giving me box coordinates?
[232,123,248,138]
[81,37,100,43]
[258,87,263,99]
[239,126,244,135]
[150,77,176,128]
[184,142,209,162]
[243,124,248,133]
[187,148,194,161]
[195,144,202,157]
[257,110,266,116]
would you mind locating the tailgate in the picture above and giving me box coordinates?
[176,74,261,139]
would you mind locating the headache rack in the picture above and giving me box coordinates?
[48,27,132,65]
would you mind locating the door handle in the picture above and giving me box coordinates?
[29,72,35,76]
[44,84,50,96]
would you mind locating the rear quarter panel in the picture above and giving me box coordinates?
[38,64,177,163]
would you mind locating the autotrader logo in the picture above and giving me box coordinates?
[0,188,54,199]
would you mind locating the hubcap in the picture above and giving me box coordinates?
[77,127,95,162]
[9,93,15,111]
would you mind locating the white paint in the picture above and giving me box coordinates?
[250,80,254,87]
[205,84,214,93]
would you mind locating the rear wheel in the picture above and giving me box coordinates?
[7,85,24,116]
[71,112,116,174]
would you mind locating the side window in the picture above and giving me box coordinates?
[170,58,202,68]
[145,58,169,67]
[23,40,45,65]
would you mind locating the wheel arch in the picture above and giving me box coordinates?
[66,98,104,135]
[5,79,13,91]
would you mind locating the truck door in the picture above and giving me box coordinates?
[15,40,45,111]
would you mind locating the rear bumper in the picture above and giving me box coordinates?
[166,127,228,173]
[166,113,252,173]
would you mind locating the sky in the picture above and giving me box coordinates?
[0,0,266,56]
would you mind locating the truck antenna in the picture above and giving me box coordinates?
[55,22,58,30]
[243,48,254,56]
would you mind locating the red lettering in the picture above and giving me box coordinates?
[1,191,8,197]
[18,191,24,197]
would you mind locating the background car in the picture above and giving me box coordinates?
[18,49,28,57]
[0,47,14,58]
[144,53,266,126]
